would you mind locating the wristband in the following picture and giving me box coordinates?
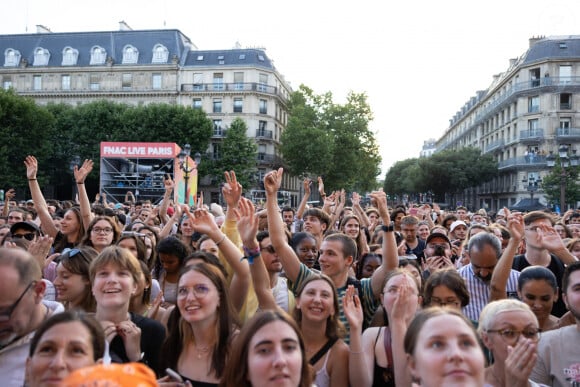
[242,246,261,265]
[215,234,226,246]
[76,181,84,184]
[28,178,37,181]
[381,221,395,233]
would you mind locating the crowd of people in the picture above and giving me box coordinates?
[0,156,579,387]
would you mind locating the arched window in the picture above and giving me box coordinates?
[61,46,79,66]
[122,45,139,64]
[152,44,168,64]
[4,48,21,67]
[90,46,107,65]
[33,47,50,66]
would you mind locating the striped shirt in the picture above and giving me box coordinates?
[291,263,378,345]
[458,264,520,321]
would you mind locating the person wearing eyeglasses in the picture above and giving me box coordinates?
[479,299,543,387]
[0,248,65,386]
[80,216,121,253]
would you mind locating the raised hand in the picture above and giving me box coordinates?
[163,174,174,191]
[24,155,39,180]
[234,197,259,247]
[302,177,311,196]
[343,285,364,330]
[505,208,524,242]
[504,338,537,387]
[73,159,93,183]
[317,176,325,196]
[352,192,361,206]
[264,168,283,195]
[28,235,55,270]
[222,170,242,208]
[370,191,389,221]
[184,207,219,236]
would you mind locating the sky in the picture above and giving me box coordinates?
[2,0,579,175]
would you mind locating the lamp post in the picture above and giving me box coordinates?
[522,175,541,202]
[546,145,579,212]
[69,155,80,200]
[177,144,201,206]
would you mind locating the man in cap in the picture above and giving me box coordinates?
[449,220,468,244]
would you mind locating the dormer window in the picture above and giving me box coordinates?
[33,47,50,66]
[62,47,79,66]
[4,48,21,67]
[122,45,139,64]
[90,46,107,65]
[152,44,169,64]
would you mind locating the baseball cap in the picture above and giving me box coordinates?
[450,220,468,233]
[426,232,451,246]
[10,221,41,235]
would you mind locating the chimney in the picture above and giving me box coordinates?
[509,58,517,67]
[529,35,545,48]
[36,25,52,33]
[119,21,133,31]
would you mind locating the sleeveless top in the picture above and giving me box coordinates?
[314,349,332,387]
[372,327,395,387]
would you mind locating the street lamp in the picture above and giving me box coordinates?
[69,155,81,200]
[522,175,541,202]
[546,145,579,212]
[177,144,201,206]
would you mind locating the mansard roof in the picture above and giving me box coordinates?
[523,35,580,65]
[0,28,275,70]
[0,29,192,66]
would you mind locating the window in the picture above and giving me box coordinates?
[258,54,265,61]
[212,143,221,160]
[122,73,132,90]
[560,117,571,131]
[4,48,21,67]
[213,120,223,135]
[196,55,204,61]
[3,76,12,90]
[233,98,243,113]
[528,119,539,131]
[217,55,225,65]
[33,75,42,90]
[61,47,78,65]
[152,44,169,64]
[239,54,246,60]
[213,99,222,113]
[258,73,268,92]
[560,93,572,110]
[192,99,202,109]
[530,68,540,87]
[213,73,224,91]
[61,75,71,90]
[528,96,539,113]
[152,73,162,89]
[33,48,50,66]
[234,72,244,90]
[90,46,106,65]
[560,65,572,84]
[259,99,267,114]
[259,120,267,131]
[90,74,100,91]
[122,45,139,64]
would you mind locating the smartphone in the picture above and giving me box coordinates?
[166,368,183,383]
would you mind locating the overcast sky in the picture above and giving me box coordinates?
[2,0,579,175]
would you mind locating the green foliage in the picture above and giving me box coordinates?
[280,85,381,191]
[206,118,257,188]
[0,89,55,189]
[383,147,498,202]
[540,160,580,208]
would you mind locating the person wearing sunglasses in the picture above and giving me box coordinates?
[10,221,42,242]
[0,248,65,386]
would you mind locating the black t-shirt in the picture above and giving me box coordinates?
[109,312,166,376]
[512,254,567,318]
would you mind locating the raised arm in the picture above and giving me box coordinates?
[390,275,415,387]
[73,159,95,230]
[235,197,278,311]
[185,206,249,312]
[158,204,182,239]
[2,189,15,217]
[370,191,398,298]
[295,177,311,220]
[158,175,174,225]
[352,192,370,228]
[490,208,523,301]
[265,168,302,283]
[25,156,58,238]
[344,285,373,387]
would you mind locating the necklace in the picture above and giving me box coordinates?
[194,344,210,359]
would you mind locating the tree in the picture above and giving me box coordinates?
[0,89,55,190]
[384,158,422,202]
[206,118,257,188]
[541,160,580,209]
[281,85,381,191]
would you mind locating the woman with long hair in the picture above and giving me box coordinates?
[53,246,98,312]
[159,263,239,385]
[220,310,313,387]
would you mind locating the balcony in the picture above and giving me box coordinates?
[212,128,227,138]
[519,128,544,144]
[484,139,505,153]
[556,127,580,142]
[257,153,275,165]
[255,129,273,139]
[180,82,288,103]
[498,155,547,171]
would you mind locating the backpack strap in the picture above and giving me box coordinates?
[309,337,338,365]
